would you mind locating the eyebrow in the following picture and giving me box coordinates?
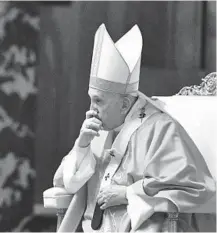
[88,92,104,99]
[93,96,103,101]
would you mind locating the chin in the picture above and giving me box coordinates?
[102,125,111,131]
[102,127,109,131]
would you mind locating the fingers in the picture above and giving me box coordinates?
[84,120,102,131]
[97,195,109,210]
[78,110,103,147]
[91,117,103,126]
[100,202,108,210]
[86,110,99,119]
[97,189,109,205]
[97,190,106,205]
[97,196,104,205]
[86,110,102,126]
[83,117,103,134]
[81,128,99,137]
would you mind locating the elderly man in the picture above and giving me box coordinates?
[53,24,215,232]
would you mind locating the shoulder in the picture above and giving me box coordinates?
[137,111,179,135]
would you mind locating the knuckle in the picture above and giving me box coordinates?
[92,130,97,135]
[80,127,85,133]
[85,118,91,123]
[93,118,100,123]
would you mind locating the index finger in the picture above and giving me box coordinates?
[86,110,98,119]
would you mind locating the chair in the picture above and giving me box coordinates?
[43,72,217,232]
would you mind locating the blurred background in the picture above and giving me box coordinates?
[0,1,216,231]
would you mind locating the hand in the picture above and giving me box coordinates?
[77,110,103,148]
[97,185,128,210]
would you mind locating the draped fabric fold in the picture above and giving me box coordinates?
[126,114,215,231]
[53,141,96,194]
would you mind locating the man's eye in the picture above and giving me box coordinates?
[96,99,101,103]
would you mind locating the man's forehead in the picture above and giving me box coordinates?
[88,88,106,98]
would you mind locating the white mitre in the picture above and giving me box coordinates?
[89,23,142,94]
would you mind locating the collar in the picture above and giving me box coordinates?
[109,97,155,161]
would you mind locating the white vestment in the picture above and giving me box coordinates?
[53,94,216,232]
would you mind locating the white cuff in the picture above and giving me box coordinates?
[126,180,178,231]
[63,140,96,193]
[73,139,91,168]
[126,180,154,231]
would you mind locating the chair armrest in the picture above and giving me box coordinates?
[43,187,74,209]
[158,194,216,232]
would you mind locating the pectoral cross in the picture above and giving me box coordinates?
[105,173,110,181]
[139,106,146,122]
[139,112,146,119]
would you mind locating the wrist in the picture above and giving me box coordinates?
[75,139,90,150]
[79,143,90,148]
[76,137,90,148]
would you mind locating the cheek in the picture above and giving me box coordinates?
[99,106,109,119]
[98,104,110,120]
[99,100,121,120]
[104,104,120,120]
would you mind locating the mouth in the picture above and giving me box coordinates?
[94,114,104,129]
[95,113,102,121]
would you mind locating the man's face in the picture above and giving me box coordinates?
[88,88,124,131]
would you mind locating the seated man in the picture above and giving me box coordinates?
[53,24,216,232]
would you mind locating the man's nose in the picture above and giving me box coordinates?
[90,104,99,113]
[90,103,94,110]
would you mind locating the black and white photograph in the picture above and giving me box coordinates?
[0,1,216,232]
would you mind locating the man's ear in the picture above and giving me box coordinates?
[121,96,131,114]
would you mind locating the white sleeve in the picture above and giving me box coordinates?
[62,139,96,193]
[53,158,65,187]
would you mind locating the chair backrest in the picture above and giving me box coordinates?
[154,72,217,214]
[176,72,216,96]
[155,96,217,180]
